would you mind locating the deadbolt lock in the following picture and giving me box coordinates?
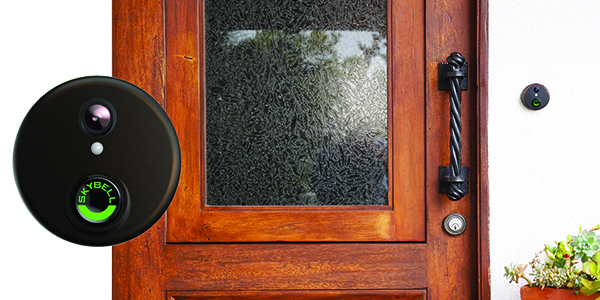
[443,213,467,236]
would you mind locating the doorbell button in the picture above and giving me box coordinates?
[14,76,180,246]
[521,83,549,110]
[73,175,122,224]
[91,142,103,155]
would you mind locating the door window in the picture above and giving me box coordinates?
[205,0,388,206]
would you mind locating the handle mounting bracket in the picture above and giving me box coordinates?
[439,166,469,195]
[438,62,468,91]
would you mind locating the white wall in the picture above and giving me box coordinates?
[0,1,111,298]
[3,0,600,299]
[489,0,600,298]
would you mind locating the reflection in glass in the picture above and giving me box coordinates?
[205,0,388,206]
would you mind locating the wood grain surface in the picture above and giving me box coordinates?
[113,0,166,299]
[112,0,490,298]
[164,0,427,243]
[425,0,480,298]
[165,244,426,291]
[168,290,426,300]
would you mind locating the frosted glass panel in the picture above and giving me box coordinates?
[205,0,388,206]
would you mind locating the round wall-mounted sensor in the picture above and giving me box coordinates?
[521,83,550,110]
[14,76,180,246]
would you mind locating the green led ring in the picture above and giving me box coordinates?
[77,205,117,222]
[74,176,121,224]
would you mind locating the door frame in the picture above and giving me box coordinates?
[112,0,489,298]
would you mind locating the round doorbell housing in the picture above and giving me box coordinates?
[521,83,550,110]
[14,76,180,246]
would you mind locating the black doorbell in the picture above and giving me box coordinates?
[14,76,180,246]
[521,83,550,110]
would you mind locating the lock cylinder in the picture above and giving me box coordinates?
[443,213,467,236]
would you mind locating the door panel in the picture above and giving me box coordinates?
[113,0,489,298]
[165,244,426,290]
[424,0,480,297]
[167,290,426,300]
[164,0,426,243]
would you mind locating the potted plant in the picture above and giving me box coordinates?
[504,225,600,300]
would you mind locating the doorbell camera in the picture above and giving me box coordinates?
[14,76,181,246]
[521,83,550,110]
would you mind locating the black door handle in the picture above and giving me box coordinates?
[438,52,469,201]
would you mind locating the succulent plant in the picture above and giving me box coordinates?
[545,240,575,269]
[570,225,600,262]
[505,225,600,298]
[504,263,532,286]
[580,252,600,296]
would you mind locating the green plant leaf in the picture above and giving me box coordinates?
[580,285,600,297]
[580,286,592,295]
[583,261,598,277]
[582,278,596,290]
[583,262,591,275]
[582,278,600,292]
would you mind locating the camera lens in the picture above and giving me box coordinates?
[78,98,116,137]
[533,86,540,93]
[84,104,111,131]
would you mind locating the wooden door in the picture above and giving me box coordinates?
[113,0,489,299]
